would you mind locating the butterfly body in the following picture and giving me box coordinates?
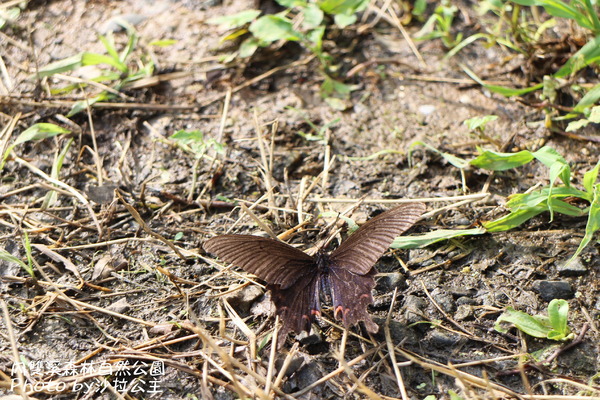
[204,203,425,346]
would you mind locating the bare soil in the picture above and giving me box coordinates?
[1,1,599,399]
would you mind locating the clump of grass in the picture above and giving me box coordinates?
[34,25,162,116]
[207,0,369,109]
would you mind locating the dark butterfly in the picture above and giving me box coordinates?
[204,203,425,346]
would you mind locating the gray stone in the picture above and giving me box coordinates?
[376,272,406,292]
[223,285,264,315]
[532,280,573,301]
[557,257,588,277]
[455,304,474,321]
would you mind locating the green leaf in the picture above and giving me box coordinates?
[318,0,369,15]
[449,391,465,400]
[483,206,547,232]
[555,36,600,78]
[390,228,486,249]
[98,34,120,62]
[82,52,127,73]
[249,15,302,43]
[464,115,498,131]
[42,137,74,209]
[302,3,324,29]
[0,249,34,277]
[0,6,20,29]
[532,146,570,186]
[306,25,325,50]
[494,307,552,338]
[324,97,349,110]
[589,106,600,123]
[67,93,110,117]
[149,39,178,47]
[13,123,70,146]
[573,83,600,112]
[461,64,544,96]
[470,149,534,171]
[409,141,470,169]
[171,129,204,142]
[275,0,307,6]
[325,80,357,99]
[334,13,356,28]
[34,54,84,78]
[563,184,600,267]
[239,37,261,58]
[320,211,359,232]
[583,161,600,194]
[547,299,569,336]
[207,10,261,29]
[566,119,590,132]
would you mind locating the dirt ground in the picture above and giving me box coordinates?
[1,0,599,399]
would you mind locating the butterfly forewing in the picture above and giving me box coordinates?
[329,203,426,275]
[204,235,315,289]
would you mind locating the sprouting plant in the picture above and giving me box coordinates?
[449,1,600,129]
[169,130,224,158]
[208,0,368,107]
[495,299,574,341]
[287,106,339,142]
[34,25,161,116]
[1,123,71,170]
[406,141,599,267]
[414,0,463,48]
[169,129,225,200]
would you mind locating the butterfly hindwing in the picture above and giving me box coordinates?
[269,273,321,345]
[327,265,378,332]
[204,235,315,289]
[329,203,426,275]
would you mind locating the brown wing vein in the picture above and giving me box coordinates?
[204,235,315,289]
[330,203,425,274]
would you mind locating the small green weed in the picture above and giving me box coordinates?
[434,0,600,131]
[1,123,71,170]
[169,129,225,158]
[406,137,599,267]
[208,0,367,107]
[414,0,463,48]
[287,107,339,142]
[35,26,160,116]
[495,299,574,341]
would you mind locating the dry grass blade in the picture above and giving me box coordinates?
[395,347,523,398]
[335,350,384,400]
[115,190,186,260]
[56,293,156,328]
[264,317,279,395]
[253,111,278,221]
[180,322,296,399]
[1,298,27,399]
[309,193,489,204]
[240,202,278,240]
[13,155,103,236]
[292,347,379,397]
[0,112,20,159]
[385,288,409,400]
[222,299,257,361]
[31,243,83,283]
[272,342,299,392]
